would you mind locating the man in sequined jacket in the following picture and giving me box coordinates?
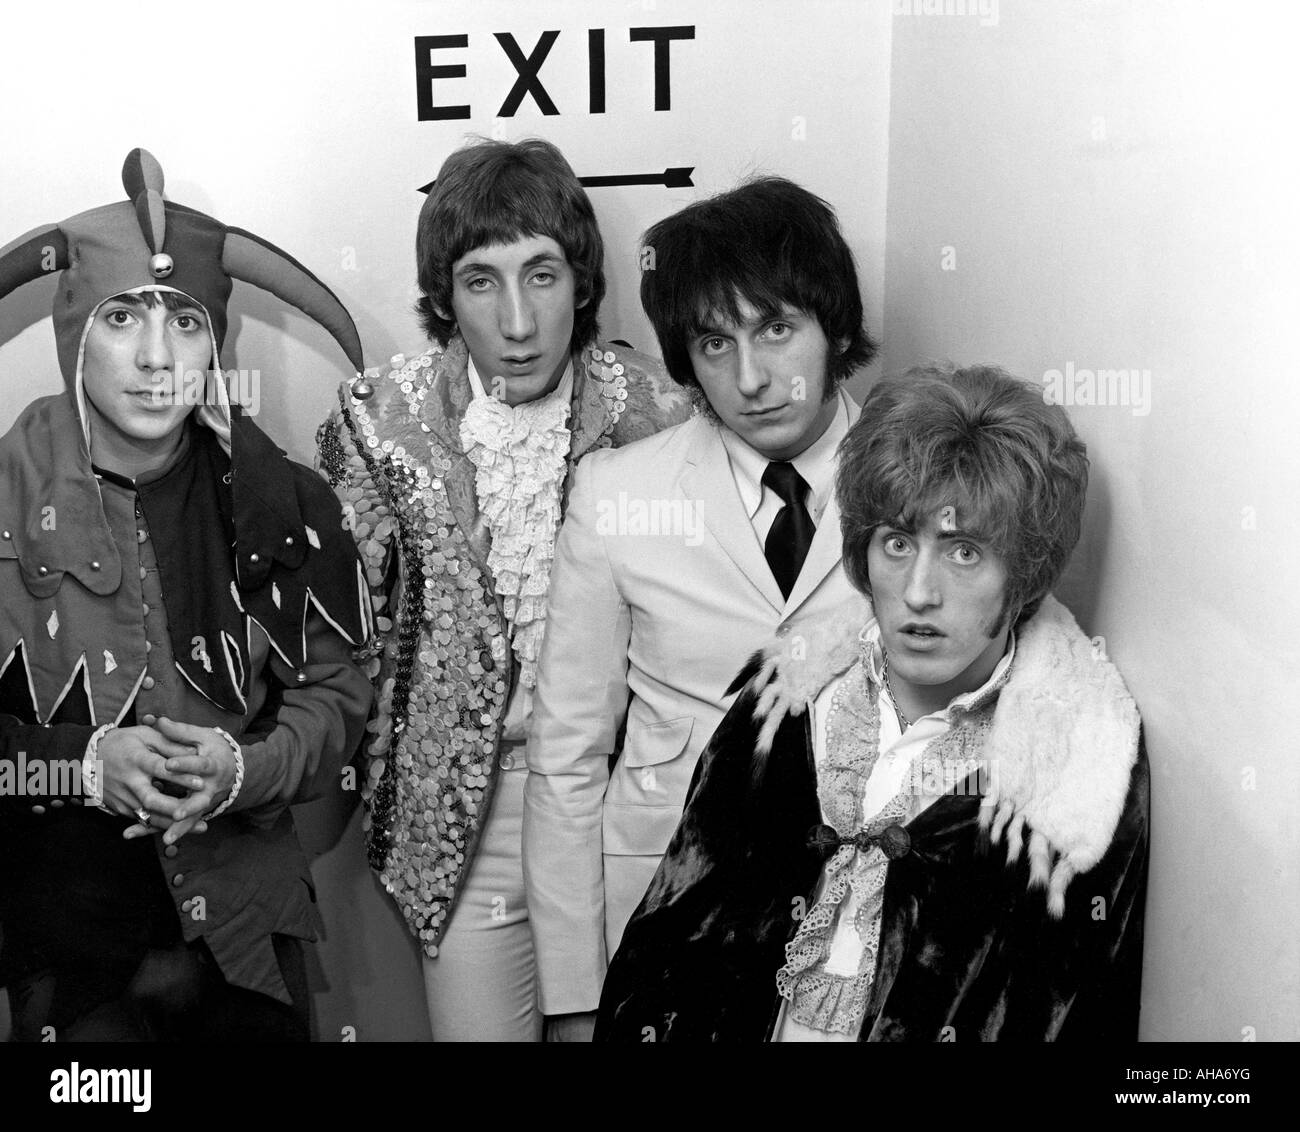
[0,149,373,1041]
[318,138,691,1041]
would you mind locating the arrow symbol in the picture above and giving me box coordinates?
[418,166,693,195]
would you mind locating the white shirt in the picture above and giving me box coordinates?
[720,391,850,548]
[775,622,1017,1042]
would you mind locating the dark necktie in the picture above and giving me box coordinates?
[762,461,814,600]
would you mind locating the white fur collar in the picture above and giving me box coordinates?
[750,595,1141,916]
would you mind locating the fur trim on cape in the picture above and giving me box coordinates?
[746,595,1141,916]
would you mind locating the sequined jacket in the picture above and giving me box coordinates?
[317,336,692,955]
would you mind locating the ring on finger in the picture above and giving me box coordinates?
[135,807,150,826]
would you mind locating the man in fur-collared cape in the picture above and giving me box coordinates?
[596,365,1150,1043]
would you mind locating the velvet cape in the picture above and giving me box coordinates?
[595,652,1150,1043]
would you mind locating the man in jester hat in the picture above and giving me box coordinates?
[0,149,373,1040]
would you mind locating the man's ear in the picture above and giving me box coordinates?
[574,287,591,311]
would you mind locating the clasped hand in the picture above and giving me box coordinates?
[96,717,238,845]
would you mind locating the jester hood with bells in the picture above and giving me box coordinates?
[0,149,371,724]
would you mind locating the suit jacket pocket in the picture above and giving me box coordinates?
[621,715,694,768]
[610,716,696,812]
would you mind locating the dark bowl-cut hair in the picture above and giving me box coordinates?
[639,175,876,393]
[415,137,605,350]
[836,365,1090,631]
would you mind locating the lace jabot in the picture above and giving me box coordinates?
[458,360,573,691]
[776,632,1010,1037]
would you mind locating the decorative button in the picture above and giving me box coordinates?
[603,350,616,364]
[38,565,48,576]
[90,561,101,571]
[172,873,185,887]
[612,363,625,376]
[284,536,294,546]
[181,898,192,911]
[137,530,148,544]
[1,531,9,540]
[296,671,307,683]
[142,602,150,616]
[165,845,179,858]
[31,804,46,815]
[142,676,156,690]
[249,552,260,564]
[145,641,152,653]
[776,624,791,637]
[51,799,64,808]
[149,252,175,279]
[499,753,515,771]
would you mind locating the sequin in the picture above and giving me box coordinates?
[322,339,682,958]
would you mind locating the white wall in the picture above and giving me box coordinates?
[0,0,891,1040]
[881,0,1300,1040]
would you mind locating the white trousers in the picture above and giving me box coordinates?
[421,762,542,1041]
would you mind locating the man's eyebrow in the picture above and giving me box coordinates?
[937,527,987,542]
[522,251,564,268]
[454,261,498,278]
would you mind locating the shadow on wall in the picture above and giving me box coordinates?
[1056,454,1113,637]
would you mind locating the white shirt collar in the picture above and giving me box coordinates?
[721,390,851,520]
[466,354,574,407]
[862,619,1018,722]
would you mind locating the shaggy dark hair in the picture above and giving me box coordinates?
[836,365,1090,630]
[639,176,876,393]
[415,137,604,349]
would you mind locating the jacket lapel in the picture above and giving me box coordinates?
[416,339,493,573]
[679,420,786,615]
[783,392,860,615]
[567,348,616,466]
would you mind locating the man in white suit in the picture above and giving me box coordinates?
[524,177,876,1039]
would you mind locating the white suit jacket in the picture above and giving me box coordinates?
[523,392,862,1015]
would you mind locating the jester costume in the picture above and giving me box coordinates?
[0,150,373,1038]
